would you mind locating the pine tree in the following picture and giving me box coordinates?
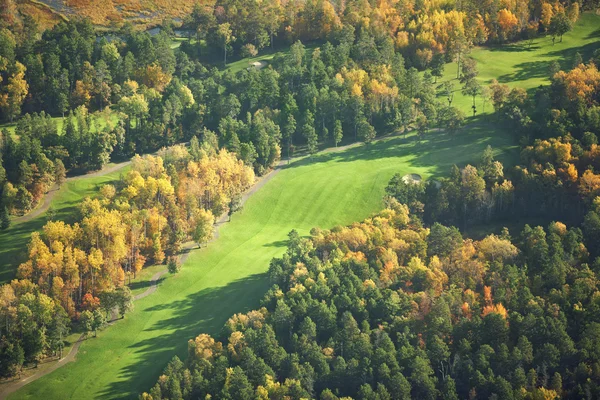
[0,206,9,230]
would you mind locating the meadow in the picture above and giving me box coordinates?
[436,12,600,115]
[6,13,600,399]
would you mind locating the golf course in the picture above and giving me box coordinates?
[1,10,599,400]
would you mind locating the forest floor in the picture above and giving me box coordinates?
[6,14,600,400]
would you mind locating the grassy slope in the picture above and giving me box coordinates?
[11,126,517,400]
[0,167,127,284]
[437,13,600,115]
[9,13,600,400]
[0,109,118,138]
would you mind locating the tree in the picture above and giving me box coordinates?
[167,256,181,274]
[416,112,428,142]
[357,118,376,144]
[549,13,572,44]
[463,79,481,116]
[302,111,318,157]
[333,119,343,147]
[283,114,296,162]
[430,53,445,83]
[572,51,583,69]
[1,61,28,122]
[497,9,518,42]
[192,208,214,247]
[217,23,234,66]
[0,206,9,230]
[54,159,66,188]
[441,106,465,135]
[91,309,106,337]
[48,307,70,358]
[80,310,94,337]
[115,287,133,318]
[228,193,242,221]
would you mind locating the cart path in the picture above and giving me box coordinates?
[0,133,413,398]
[13,160,132,224]
[0,161,285,399]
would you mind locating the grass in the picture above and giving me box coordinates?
[9,120,518,399]
[0,109,119,139]
[435,13,600,117]
[226,44,317,74]
[7,12,600,400]
[0,166,128,284]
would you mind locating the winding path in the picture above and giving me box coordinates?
[0,130,416,398]
[13,160,132,225]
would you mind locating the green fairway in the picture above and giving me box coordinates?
[436,13,600,116]
[10,120,518,399]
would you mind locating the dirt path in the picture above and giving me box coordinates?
[0,334,85,399]
[13,160,132,225]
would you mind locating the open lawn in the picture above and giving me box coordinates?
[435,13,600,116]
[0,165,128,284]
[10,120,518,399]
[226,44,317,74]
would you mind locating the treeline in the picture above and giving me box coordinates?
[143,203,600,399]
[0,142,254,377]
[180,0,586,67]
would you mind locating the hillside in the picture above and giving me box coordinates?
[22,0,201,27]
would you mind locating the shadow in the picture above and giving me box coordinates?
[587,28,600,40]
[0,216,47,283]
[486,43,541,52]
[0,175,122,284]
[285,116,519,181]
[127,277,166,292]
[496,40,600,84]
[98,273,270,399]
[262,239,289,248]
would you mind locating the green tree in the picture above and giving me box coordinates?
[430,53,445,83]
[217,23,234,66]
[549,13,572,43]
[0,205,9,230]
[91,309,106,337]
[333,119,343,147]
[357,118,376,144]
[54,158,66,188]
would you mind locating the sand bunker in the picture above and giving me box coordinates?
[401,173,423,184]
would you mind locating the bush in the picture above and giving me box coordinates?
[167,256,181,274]
[240,43,258,58]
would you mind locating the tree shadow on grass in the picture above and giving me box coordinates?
[587,28,600,40]
[496,40,600,84]
[263,239,289,248]
[287,118,519,180]
[485,43,541,53]
[97,273,271,399]
[128,276,166,292]
[0,217,46,283]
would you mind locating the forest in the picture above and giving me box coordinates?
[0,0,599,399]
